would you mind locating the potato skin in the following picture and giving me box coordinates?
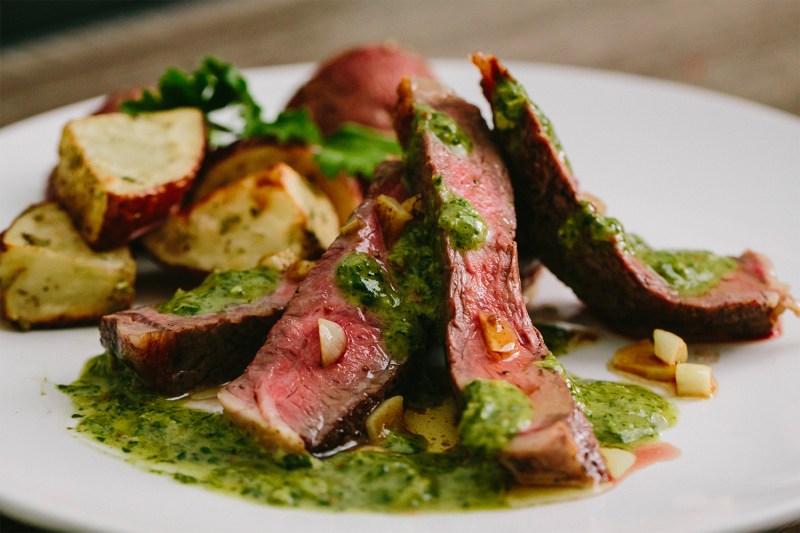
[286,42,435,135]
[0,203,136,330]
[53,109,206,250]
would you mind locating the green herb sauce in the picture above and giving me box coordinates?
[438,195,488,251]
[458,379,533,454]
[407,103,487,251]
[60,342,678,511]
[492,77,572,171]
[537,353,678,449]
[335,220,441,360]
[431,175,488,251]
[570,379,677,449]
[59,354,509,512]
[335,252,400,310]
[414,104,473,154]
[157,267,280,316]
[559,202,737,296]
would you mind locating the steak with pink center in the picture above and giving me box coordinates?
[394,77,608,486]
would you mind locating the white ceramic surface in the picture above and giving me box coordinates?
[1,61,798,533]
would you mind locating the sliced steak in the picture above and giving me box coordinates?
[100,271,298,396]
[218,160,434,454]
[394,77,608,486]
[474,54,797,341]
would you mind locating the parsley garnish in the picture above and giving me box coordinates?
[121,57,264,138]
[122,56,399,179]
[315,123,401,178]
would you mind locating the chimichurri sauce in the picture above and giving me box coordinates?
[158,266,280,316]
[458,379,533,453]
[432,175,488,251]
[59,354,509,512]
[491,77,735,298]
[60,337,678,512]
[491,77,572,171]
[413,104,473,155]
[570,379,677,449]
[537,353,678,449]
[535,322,597,356]
[559,202,737,296]
[335,219,441,360]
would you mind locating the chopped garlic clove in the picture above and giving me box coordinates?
[340,218,365,235]
[478,311,519,358]
[318,318,347,367]
[374,194,413,245]
[611,339,676,382]
[287,259,316,282]
[400,194,423,215]
[653,329,688,365]
[258,247,301,271]
[600,447,637,480]
[675,363,714,398]
[366,395,405,443]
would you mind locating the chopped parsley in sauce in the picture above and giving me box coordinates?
[157,266,280,316]
[60,335,678,512]
[558,202,737,296]
[458,379,533,453]
[335,219,440,360]
[432,175,488,251]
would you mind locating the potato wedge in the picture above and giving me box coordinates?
[286,42,435,135]
[53,108,205,248]
[193,138,363,223]
[192,139,315,201]
[142,163,339,274]
[0,203,136,329]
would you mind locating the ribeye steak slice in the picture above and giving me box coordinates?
[218,160,438,454]
[474,53,797,341]
[395,77,608,486]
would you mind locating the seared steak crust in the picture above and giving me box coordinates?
[475,53,796,341]
[99,276,297,396]
[395,78,608,486]
[218,161,413,454]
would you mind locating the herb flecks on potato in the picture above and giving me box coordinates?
[142,163,338,274]
[0,203,136,330]
[53,108,206,249]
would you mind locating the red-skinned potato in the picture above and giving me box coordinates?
[286,42,435,135]
[53,108,206,249]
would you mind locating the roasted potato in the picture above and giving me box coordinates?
[53,108,206,249]
[142,163,339,274]
[194,138,363,223]
[286,42,435,135]
[0,203,136,329]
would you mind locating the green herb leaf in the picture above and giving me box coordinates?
[122,57,264,138]
[250,108,323,145]
[123,57,399,179]
[315,123,401,179]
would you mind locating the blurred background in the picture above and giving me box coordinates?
[1,0,798,128]
[1,1,798,531]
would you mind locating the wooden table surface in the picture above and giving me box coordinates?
[1,1,798,531]
[2,0,798,126]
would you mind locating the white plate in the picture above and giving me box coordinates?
[1,60,799,533]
